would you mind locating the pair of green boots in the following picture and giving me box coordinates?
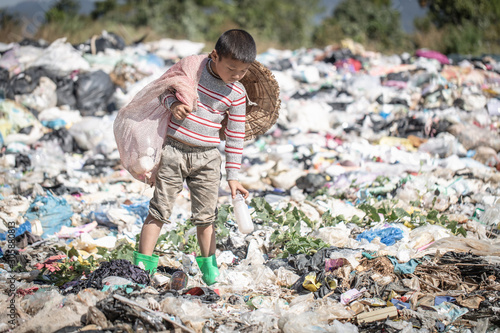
[133,251,219,286]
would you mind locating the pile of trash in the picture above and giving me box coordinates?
[1,32,500,332]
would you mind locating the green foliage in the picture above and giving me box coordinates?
[356,201,465,237]
[91,0,117,20]
[373,176,390,187]
[312,20,344,47]
[416,0,500,54]
[306,186,329,200]
[154,206,231,255]
[251,197,314,230]
[156,218,200,254]
[215,204,231,239]
[226,0,320,48]
[96,238,136,262]
[250,196,326,258]
[148,200,250,255]
[43,246,99,287]
[314,0,410,51]
[3,0,500,55]
[422,0,500,29]
[317,193,466,238]
[442,22,483,55]
[320,211,362,227]
[0,9,18,28]
[271,229,329,258]
[45,0,80,23]
[38,0,322,48]
[250,196,275,222]
[267,202,327,258]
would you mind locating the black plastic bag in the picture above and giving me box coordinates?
[55,76,77,108]
[75,70,115,115]
[9,67,50,97]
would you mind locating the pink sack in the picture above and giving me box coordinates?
[415,49,450,65]
[113,55,208,185]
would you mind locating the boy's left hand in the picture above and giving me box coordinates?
[228,180,249,199]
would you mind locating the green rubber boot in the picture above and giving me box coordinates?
[133,251,159,274]
[196,255,219,286]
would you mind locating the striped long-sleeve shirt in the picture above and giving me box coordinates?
[162,61,246,180]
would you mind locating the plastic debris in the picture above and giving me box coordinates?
[2,32,500,333]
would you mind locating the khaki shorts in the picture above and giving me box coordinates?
[148,137,221,227]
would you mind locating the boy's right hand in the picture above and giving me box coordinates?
[171,101,192,120]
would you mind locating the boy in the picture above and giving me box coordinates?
[134,29,254,285]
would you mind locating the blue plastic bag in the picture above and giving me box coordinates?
[24,191,73,238]
[0,220,32,241]
[121,198,150,223]
[356,227,404,246]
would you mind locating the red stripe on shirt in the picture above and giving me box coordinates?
[186,114,222,129]
[227,83,244,94]
[225,128,245,136]
[226,162,241,168]
[198,84,231,106]
[197,101,225,115]
[228,114,245,122]
[232,96,246,106]
[169,123,220,143]
[225,148,243,154]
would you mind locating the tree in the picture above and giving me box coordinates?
[0,9,18,29]
[45,0,80,23]
[418,0,500,29]
[91,0,117,20]
[314,0,410,51]
[226,0,321,48]
[114,0,217,41]
[416,0,500,54]
[108,0,321,48]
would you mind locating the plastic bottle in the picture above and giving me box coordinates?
[232,193,254,234]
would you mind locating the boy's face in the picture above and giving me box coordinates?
[211,51,251,84]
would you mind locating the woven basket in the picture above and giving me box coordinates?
[219,60,281,141]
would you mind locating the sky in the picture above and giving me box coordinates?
[1,0,428,33]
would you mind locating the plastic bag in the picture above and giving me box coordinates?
[23,191,74,238]
[356,226,404,246]
[75,70,115,115]
[69,116,116,152]
[113,55,207,185]
[30,38,90,75]
[15,76,58,112]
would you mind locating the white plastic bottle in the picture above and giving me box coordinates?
[232,193,254,234]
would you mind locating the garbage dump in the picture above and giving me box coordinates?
[1,32,500,332]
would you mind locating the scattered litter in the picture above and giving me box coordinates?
[1,33,500,332]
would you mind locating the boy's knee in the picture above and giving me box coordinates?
[146,211,171,225]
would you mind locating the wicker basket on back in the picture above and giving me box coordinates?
[219,60,281,141]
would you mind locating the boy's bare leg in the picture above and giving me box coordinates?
[197,224,216,257]
[138,215,163,256]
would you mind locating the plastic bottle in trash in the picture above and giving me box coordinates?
[232,193,254,234]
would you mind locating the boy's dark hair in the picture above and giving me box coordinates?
[215,29,256,63]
